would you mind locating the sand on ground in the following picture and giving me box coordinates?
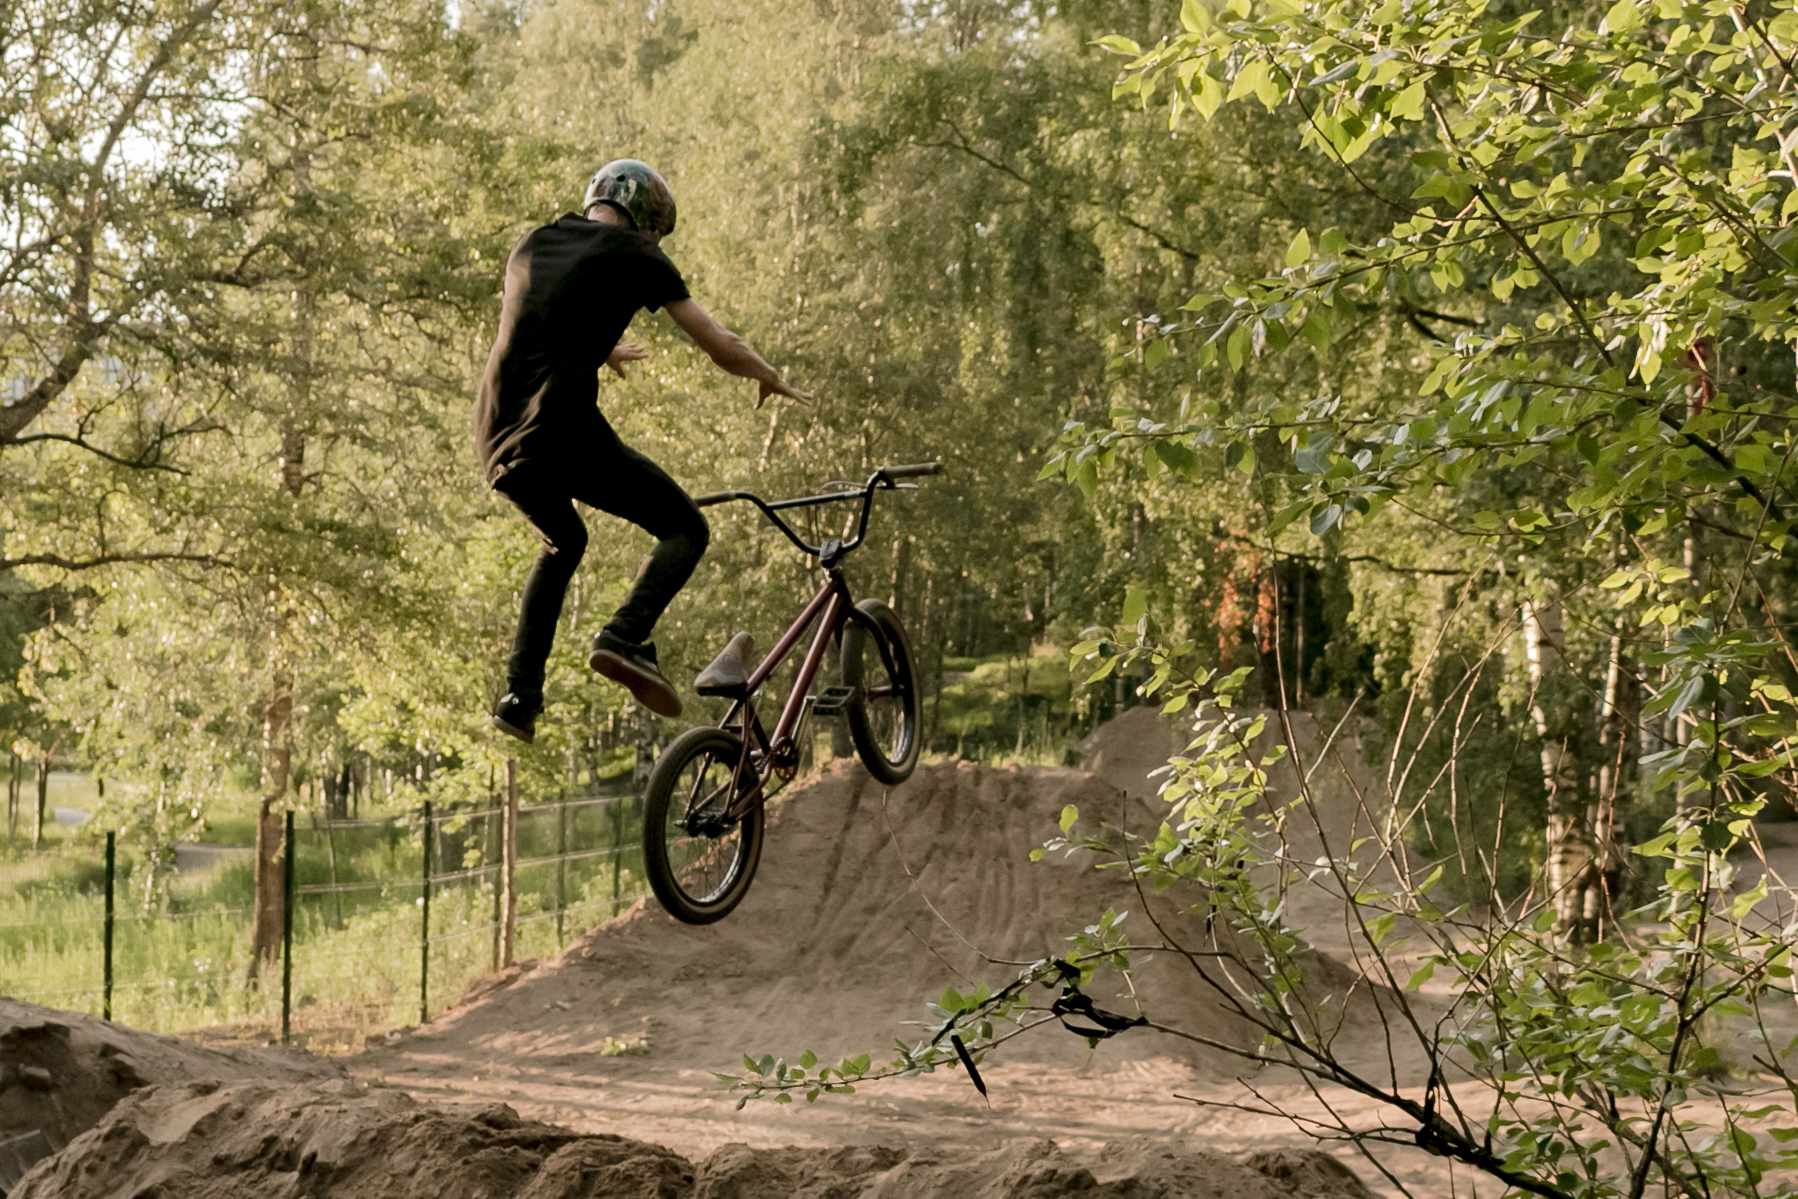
[344,708,1471,1196]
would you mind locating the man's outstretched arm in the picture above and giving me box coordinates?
[665,298,812,408]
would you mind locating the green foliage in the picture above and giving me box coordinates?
[930,649,1081,763]
[727,651,1798,1196]
[7,0,1323,861]
[1033,0,1798,872]
[1008,2,1798,1193]
[1054,0,1798,605]
[735,3,1798,1195]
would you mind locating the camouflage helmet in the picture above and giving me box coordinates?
[582,159,677,237]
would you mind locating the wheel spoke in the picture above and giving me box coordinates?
[662,749,746,905]
[681,771,732,823]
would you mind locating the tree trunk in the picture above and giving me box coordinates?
[1590,633,1640,935]
[248,666,292,980]
[889,534,909,617]
[32,753,48,849]
[325,759,351,820]
[1667,525,1702,780]
[249,419,305,983]
[142,775,168,911]
[1523,596,1597,943]
[633,710,657,791]
[249,87,314,976]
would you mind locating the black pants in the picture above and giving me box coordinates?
[494,428,709,704]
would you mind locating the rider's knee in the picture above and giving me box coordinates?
[548,516,589,561]
[676,507,710,557]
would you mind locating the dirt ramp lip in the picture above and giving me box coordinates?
[13,1077,1377,1198]
[11,1079,694,1199]
[0,996,341,1160]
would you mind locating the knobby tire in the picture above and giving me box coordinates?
[642,726,765,924]
[841,599,922,785]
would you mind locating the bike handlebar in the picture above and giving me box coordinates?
[878,462,942,479]
[693,491,746,509]
[691,463,942,563]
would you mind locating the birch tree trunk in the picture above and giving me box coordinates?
[1523,595,1597,943]
[1590,633,1640,936]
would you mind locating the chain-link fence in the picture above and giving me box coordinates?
[0,787,649,1048]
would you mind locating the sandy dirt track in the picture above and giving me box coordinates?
[346,709,1463,1196]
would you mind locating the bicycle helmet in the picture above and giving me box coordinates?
[582,159,677,237]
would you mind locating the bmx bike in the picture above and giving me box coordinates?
[639,462,941,924]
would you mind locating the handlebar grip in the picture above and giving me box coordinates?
[879,462,942,479]
[693,491,738,508]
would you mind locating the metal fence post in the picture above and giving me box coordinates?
[611,797,623,913]
[419,799,432,1025]
[501,758,518,968]
[103,831,114,1021]
[487,796,501,970]
[555,798,567,946]
[281,808,294,1044]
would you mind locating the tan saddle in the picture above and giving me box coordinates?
[695,631,756,697]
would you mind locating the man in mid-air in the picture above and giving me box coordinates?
[476,159,810,744]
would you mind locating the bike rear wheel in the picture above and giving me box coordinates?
[642,726,765,924]
[840,599,922,784]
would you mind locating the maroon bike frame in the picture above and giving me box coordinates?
[717,567,856,818]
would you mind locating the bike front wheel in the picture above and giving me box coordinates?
[840,599,922,785]
[642,726,765,924]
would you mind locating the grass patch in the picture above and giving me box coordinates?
[928,644,1085,766]
[0,792,650,1046]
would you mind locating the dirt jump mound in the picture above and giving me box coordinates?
[359,735,1397,1157]
[14,1076,1375,1199]
[399,759,1265,1081]
[0,997,341,1190]
[12,1080,691,1199]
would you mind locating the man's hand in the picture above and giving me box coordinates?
[757,377,813,409]
[606,342,647,379]
[665,298,813,407]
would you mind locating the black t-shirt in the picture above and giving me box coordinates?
[474,214,690,484]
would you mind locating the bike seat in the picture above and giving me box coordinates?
[695,631,755,697]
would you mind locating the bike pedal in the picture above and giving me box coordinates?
[810,685,857,716]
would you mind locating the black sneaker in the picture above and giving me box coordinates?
[491,692,539,744]
[588,631,683,718]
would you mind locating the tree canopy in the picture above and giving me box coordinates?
[11,0,1798,1188]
